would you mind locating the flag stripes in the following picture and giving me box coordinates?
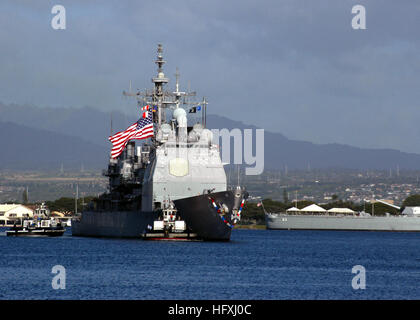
[108,106,154,159]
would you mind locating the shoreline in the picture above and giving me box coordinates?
[235,224,266,230]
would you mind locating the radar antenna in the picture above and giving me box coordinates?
[122,44,208,137]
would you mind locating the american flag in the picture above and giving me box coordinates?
[109,107,154,159]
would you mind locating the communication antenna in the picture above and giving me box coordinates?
[237,164,240,186]
[202,97,207,128]
[121,44,201,141]
[175,68,180,94]
[75,182,79,216]
[227,167,231,189]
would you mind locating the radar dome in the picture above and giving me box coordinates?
[173,108,186,119]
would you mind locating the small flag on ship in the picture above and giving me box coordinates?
[189,106,201,113]
[141,105,150,118]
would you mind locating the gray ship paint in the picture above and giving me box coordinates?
[72,45,248,240]
[266,213,420,232]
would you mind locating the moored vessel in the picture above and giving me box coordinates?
[263,202,420,232]
[6,218,65,237]
[72,44,248,241]
[266,213,420,232]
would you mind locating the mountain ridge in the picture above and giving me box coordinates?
[1,102,420,170]
[0,121,108,170]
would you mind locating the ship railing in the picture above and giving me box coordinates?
[277,211,414,218]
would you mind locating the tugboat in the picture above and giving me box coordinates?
[72,44,248,241]
[6,218,65,237]
[141,204,199,241]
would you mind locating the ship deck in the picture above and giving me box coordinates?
[141,232,199,241]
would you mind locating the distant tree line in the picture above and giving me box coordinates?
[401,194,420,208]
[45,196,96,215]
[15,193,420,223]
[12,195,97,215]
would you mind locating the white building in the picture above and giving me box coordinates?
[301,204,327,214]
[327,208,355,215]
[0,204,34,226]
[402,207,420,216]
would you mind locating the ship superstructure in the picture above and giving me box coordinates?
[72,45,248,240]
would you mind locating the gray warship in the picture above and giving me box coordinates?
[264,205,420,232]
[72,44,248,241]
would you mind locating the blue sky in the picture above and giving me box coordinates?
[1,0,419,153]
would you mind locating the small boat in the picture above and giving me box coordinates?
[141,205,199,241]
[6,218,66,237]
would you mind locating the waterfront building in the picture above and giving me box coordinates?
[0,204,33,226]
[401,207,420,216]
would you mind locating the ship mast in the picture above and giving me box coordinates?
[122,44,204,135]
[152,44,169,128]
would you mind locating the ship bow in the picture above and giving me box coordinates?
[174,189,248,241]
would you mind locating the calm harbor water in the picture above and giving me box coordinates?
[0,227,419,300]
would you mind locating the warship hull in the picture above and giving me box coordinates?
[72,211,156,238]
[72,190,244,240]
[71,45,248,241]
[174,190,239,241]
[265,213,420,232]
